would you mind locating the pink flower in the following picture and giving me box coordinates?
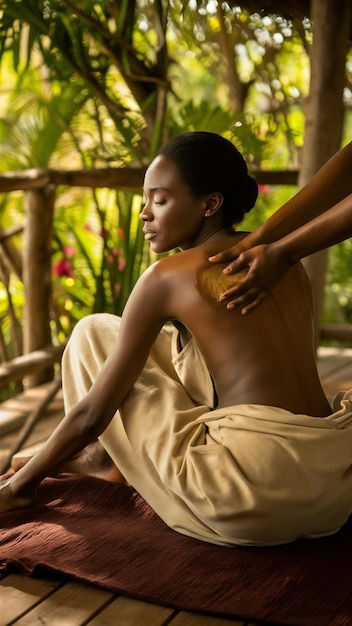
[118,258,126,272]
[53,259,74,278]
[107,249,121,264]
[117,228,125,240]
[64,246,76,258]
[99,227,107,240]
[258,184,270,194]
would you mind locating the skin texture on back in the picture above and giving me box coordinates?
[195,261,248,303]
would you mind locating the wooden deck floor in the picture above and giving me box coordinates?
[1,345,352,626]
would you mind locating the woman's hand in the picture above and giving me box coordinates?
[210,243,291,315]
[0,476,36,513]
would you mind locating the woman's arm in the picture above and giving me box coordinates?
[0,264,169,511]
[219,193,352,314]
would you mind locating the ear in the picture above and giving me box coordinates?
[204,192,223,218]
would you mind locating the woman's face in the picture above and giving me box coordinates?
[140,155,208,253]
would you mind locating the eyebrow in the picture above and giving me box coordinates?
[143,186,169,192]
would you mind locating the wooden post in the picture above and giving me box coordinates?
[23,184,56,387]
[300,0,351,347]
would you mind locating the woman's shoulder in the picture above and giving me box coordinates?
[145,248,202,275]
[195,262,247,303]
[136,253,193,294]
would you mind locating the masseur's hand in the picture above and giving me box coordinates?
[209,243,290,315]
[0,476,36,513]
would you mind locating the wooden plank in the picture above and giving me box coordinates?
[50,167,145,190]
[320,323,352,341]
[0,225,24,243]
[0,406,27,437]
[13,580,114,625]
[0,167,298,194]
[0,342,66,387]
[88,596,176,625]
[0,383,63,436]
[21,409,63,447]
[170,612,245,625]
[317,346,352,379]
[0,385,62,440]
[320,361,352,401]
[0,389,64,473]
[317,347,352,402]
[0,379,61,475]
[0,573,63,626]
[0,169,50,192]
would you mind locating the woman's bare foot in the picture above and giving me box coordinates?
[62,441,125,482]
[12,441,124,483]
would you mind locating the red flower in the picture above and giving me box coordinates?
[53,259,74,278]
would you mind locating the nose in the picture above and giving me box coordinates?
[139,200,152,222]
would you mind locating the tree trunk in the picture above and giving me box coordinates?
[300,0,351,347]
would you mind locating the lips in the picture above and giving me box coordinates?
[143,230,157,240]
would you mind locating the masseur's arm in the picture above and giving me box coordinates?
[209,141,352,313]
[0,264,168,512]
[219,193,352,314]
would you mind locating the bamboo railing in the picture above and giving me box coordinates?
[0,165,347,393]
[0,166,148,391]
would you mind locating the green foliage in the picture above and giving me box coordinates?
[50,186,151,340]
[324,239,352,325]
[241,184,297,233]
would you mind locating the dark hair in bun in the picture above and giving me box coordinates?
[158,131,258,227]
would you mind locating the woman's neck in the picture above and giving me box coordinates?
[181,225,239,251]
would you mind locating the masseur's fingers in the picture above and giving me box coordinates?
[209,246,246,274]
[222,288,268,314]
[219,277,268,313]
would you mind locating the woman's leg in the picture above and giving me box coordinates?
[12,314,128,480]
[60,314,131,480]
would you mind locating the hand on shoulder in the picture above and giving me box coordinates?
[210,243,291,314]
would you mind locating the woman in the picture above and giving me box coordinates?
[1,132,352,547]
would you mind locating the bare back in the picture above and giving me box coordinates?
[159,233,331,417]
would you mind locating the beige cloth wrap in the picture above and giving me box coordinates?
[62,313,352,547]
